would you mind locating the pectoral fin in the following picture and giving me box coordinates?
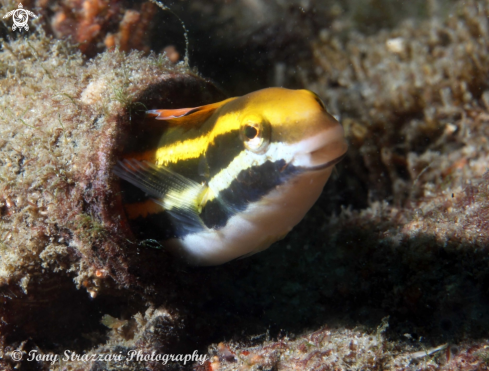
[114,159,207,233]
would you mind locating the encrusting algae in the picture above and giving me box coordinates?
[0,31,199,291]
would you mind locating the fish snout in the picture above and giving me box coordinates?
[292,122,348,170]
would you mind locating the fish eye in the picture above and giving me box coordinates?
[240,120,270,153]
[244,124,259,139]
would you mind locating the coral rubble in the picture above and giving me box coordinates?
[204,326,489,370]
[308,0,489,208]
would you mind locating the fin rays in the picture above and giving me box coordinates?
[114,159,170,199]
[114,159,206,233]
[145,98,236,126]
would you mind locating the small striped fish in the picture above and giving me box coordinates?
[115,88,347,265]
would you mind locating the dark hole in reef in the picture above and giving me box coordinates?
[0,272,145,352]
[441,319,453,331]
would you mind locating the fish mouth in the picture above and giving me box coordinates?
[301,131,348,171]
[287,123,348,172]
[307,153,347,171]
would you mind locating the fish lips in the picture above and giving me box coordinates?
[307,136,348,170]
[307,152,347,171]
[290,124,348,172]
[289,144,347,174]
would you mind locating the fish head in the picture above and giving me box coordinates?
[206,87,348,192]
[184,88,349,264]
[234,87,348,171]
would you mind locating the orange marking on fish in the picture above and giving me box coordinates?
[122,149,156,163]
[124,199,164,219]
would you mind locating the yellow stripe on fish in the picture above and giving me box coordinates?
[114,87,347,265]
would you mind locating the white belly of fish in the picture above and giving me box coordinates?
[170,167,334,265]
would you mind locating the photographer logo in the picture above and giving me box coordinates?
[3,3,38,32]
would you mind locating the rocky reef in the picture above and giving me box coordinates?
[0,20,223,370]
[1,0,489,370]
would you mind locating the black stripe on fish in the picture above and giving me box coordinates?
[116,158,302,238]
[201,160,300,229]
[205,130,244,178]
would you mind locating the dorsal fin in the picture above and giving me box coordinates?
[147,107,200,119]
[146,98,236,125]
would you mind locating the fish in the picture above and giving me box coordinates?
[114,87,347,265]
